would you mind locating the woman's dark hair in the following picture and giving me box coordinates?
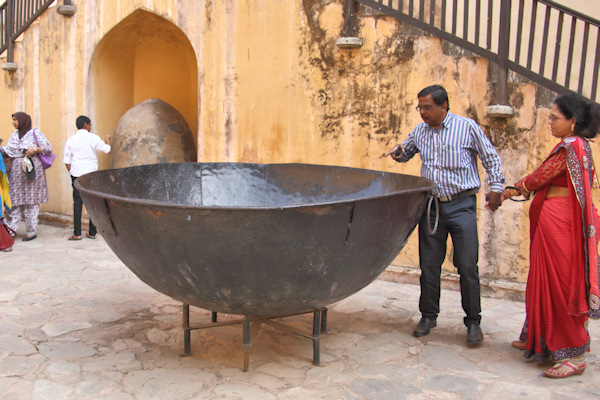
[554,93,600,139]
[418,85,450,111]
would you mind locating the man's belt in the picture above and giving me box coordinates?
[437,188,479,202]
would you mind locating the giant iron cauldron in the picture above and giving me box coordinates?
[76,163,434,317]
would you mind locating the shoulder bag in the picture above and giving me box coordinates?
[32,129,56,169]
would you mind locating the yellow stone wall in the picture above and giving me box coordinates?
[0,0,597,284]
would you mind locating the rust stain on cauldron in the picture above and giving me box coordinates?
[146,210,166,218]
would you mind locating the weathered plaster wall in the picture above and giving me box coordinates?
[0,0,597,285]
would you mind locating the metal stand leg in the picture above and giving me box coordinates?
[243,317,250,372]
[320,308,328,334]
[312,310,321,366]
[241,317,263,372]
[182,304,191,356]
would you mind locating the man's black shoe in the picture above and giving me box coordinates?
[413,317,436,337]
[467,324,483,345]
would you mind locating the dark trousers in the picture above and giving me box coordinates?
[418,195,481,326]
[72,175,96,237]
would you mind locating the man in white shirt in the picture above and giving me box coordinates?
[63,115,111,240]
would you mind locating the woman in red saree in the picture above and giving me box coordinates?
[503,93,600,378]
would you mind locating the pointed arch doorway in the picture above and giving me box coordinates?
[91,9,199,163]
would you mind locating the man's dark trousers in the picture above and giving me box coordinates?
[418,194,481,326]
[71,175,96,237]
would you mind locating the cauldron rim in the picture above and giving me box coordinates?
[75,162,435,210]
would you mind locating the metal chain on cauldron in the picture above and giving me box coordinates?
[426,193,439,235]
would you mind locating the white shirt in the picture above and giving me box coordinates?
[63,129,111,177]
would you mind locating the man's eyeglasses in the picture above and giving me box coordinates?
[415,104,440,112]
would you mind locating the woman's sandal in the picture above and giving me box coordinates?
[511,340,527,350]
[544,359,586,378]
[68,235,82,241]
[86,233,96,239]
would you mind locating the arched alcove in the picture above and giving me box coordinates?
[91,9,198,162]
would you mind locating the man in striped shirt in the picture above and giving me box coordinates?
[386,85,504,345]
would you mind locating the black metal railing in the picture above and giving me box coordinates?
[0,0,56,63]
[355,0,600,104]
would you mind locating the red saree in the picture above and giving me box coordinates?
[516,136,600,361]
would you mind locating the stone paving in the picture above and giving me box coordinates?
[0,223,599,399]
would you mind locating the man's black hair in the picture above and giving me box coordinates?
[418,85,450,111]
[76,115,91,130]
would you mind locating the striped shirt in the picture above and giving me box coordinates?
[398,112,504,197]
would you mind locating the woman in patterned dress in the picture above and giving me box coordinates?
[503,93,600,378]
[0,112,52,241]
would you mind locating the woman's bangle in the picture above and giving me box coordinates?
[505,186,523,197]
[503,188,517,199]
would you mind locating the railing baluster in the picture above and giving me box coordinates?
[22,0,26,29]
[496,0,511,104]
[539,4,551,76]
[475,0,481,46]
[463,0,469,40]
[526,1,538,70]
[13,0,17,33]
[12,0,17,34]
[409,0,414,18]
[441,0,447,31]
[23,0,28,29]
[591,29,600,101]
[514,0,525,64]
[430,0,436,26]
[578,22,590,94]
[452,0,457,36]
[551,11,564,82]
[419,0,425,21]
[486,0,493,51]
[6,0,13,63]
[1,6,4,50]
[17,0,22,32]
[565,17,577,89]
